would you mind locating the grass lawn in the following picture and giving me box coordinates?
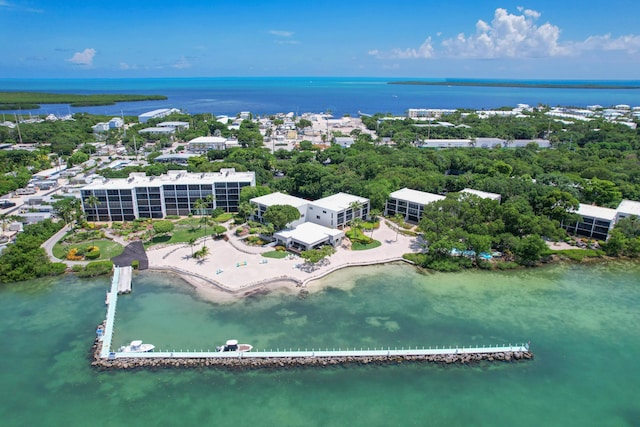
[145,217,226,247]
[262,250,289,259]
[547,248,604,261]
[52,239,124,260]
[213,213,234,223]
[351,240,382,251]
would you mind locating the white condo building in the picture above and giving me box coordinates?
[81,168,255,221]
[250,192,370,251]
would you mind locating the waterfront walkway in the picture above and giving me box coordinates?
[145,219,424,294]
[106,344,530,360]
[98,268,530,365]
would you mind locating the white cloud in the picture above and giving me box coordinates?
[268,29,300,45]
[269,30,294,37]
[67,48,96,66]
[441,8,568,58]
[119,62,138,70]
[0,0,43,12]
[371,7,640,62]
[370,38,434,59]
[172,56,191,69]
[574,34,640,54]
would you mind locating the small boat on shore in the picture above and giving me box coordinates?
[119,340,155,353]
[216,339,253,352]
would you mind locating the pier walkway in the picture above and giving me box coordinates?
[105,344,530,360]
[97,267,532,367]
[100,266,121,358]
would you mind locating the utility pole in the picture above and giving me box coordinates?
[14,113,23,144]
[133,135,138,161]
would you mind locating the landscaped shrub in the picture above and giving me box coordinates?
[132,260,139,270]
[71,265,83,273]
[76,261,113,278]
[66,247,83,261]
[165,215,180,220]
[346,228,372,244]
[245,235,264,245]
[496,261,520,270]
[85,246,101,260]
[49,262,68,276]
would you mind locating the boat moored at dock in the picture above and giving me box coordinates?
[216,339,253,352]
[119,340,155,353]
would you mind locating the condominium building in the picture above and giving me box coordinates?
[562,204,617,241]
[187,136,228,153]
[385,188,445,223]
[562,199,640,240]
[80,168,255,221]
[251,192,369,229]
[249,191,368,251]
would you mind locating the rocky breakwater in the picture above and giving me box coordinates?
[90,341,534,371]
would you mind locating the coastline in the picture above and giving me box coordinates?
[142,220,421,303]
[388,81,640,89]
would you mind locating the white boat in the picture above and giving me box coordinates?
[216,339,253,352]
[118,340,155,353]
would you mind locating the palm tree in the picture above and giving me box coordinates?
[194,245,210,260]
[84,195,101,222]
[205,194,215,213]
[238,201,257,222]
[0,214,7,237]
[368,208,381,238]
[188,237,197,258]
[193,198,207,243]
[393,213,405,241]
[349,200,364,224]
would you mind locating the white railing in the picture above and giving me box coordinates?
[106,343,530,359]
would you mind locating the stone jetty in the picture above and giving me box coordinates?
[90,333,533,371]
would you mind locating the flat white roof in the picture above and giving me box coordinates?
[275,222,343,246]
[138,127,175,133]
[575,204,618,221]
[389,188,445,205]
[617,200,640,216]
[461,188,501,201]
[139,108,173,118]
[82,169,254,191]
[312,192,368,212]
[188,136,227,144]
[251,192,308,208]
[157,121,189,127]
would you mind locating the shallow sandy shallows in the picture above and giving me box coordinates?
[145,220,423,302]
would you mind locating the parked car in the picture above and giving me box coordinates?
[0,200,17,209]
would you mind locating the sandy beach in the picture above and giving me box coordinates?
[144,220,423,302]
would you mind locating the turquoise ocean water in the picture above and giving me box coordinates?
[1,262,638,426]
[1,77,639,117]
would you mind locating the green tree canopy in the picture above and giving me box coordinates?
[263,204,301,231]
[152,220,175,236]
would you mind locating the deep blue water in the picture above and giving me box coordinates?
[1,77,639,117]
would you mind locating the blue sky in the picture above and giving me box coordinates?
[2,0,639,79]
